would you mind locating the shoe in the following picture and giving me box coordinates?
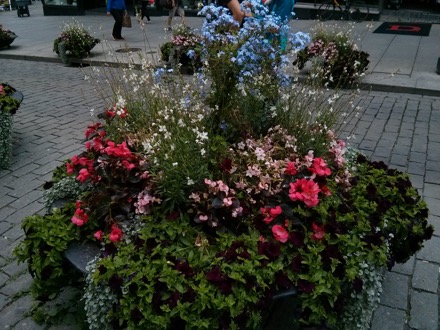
[165,26,172,32]
[147,20,151,24]
[112,34,125,40]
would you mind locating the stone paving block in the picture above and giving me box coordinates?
[409,290,438,329]
[1,260,28,278]
[412,260,439,293]
[392,256,415,276]
[0,292,10,310]
[407,161,426,176]
[0,221,13,237]
[5,173,41,190]
[409,151,427,163]
[428,215,440,237]
[0,195,17,209]
[416,235,440,263]
[425,170,440,185]
[33,152,66,166]
[9,190,44,211]
[32,160,64,176]
[370,305,407,330]
[424,197,440,217]
[359,139,377,151]
[0,272,33,297]
[373,147,392,158]
[0,206,17,222]
[408,174,424,191]
[379,271,409,310]
[393,144,411,156]
[5,202,45,226]
[2,225,25,242]
[424,183,440,199]
[14,317,46,330]
[0,295,35,329]
[390,154,408,167]
[0,271,9,288]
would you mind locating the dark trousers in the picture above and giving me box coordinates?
[141,1,151,21]
[110,9,124,38]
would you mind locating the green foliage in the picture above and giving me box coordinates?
[0,112,13,169]
[0,83,21,114]
[13,206,83,300]
[86,215,283,329]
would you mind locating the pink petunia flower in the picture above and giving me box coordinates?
[272,225,289,243]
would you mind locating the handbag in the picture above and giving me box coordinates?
[122,11,132,28]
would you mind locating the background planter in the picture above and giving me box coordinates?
[0,90,23,169]
[0,35,17,49]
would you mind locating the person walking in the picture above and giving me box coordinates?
[140,0,152,23]
[107,0,127,40]
[265,0,295,22]
[166,0,185,31]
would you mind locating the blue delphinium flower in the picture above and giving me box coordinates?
[187,49,196,59]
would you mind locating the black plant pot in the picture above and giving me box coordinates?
[0,35,17,49]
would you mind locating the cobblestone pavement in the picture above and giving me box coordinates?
[1,58,439,329]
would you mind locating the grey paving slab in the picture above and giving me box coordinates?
[409,290,439,329]
[379,271,409,310]
[411,260,439,293]
[370,305,407,330]
[416,235,440,264]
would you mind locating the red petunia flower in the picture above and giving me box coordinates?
[109,224,123,242]
[289,178,320,208]
[309,157,331,177]
[285,161,297,176]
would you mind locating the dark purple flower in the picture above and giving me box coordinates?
[288,231,305,247]
[258,241,280,261]
[219,158,233,172]
[175,260,194,278]
[297,279,315,293]
[291,255,303,273]
[108,274,123,293]
[206,266,224,283]
[353,277,363,294]
[275,271,293,289]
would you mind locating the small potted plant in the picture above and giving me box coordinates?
[294,23,369,87]
[0,25,18,49]
[0,82,23,169]
[53,19,100,65]
[160,24,203,74]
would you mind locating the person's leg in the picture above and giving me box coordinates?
[111,9,124,39]
[166,7,177,30]
[177,6,185,25]
[141,1,146,20]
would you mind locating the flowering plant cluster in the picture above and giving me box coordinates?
[294,24,369,87]
[160,24,204,72]
[1,82,22,169]
[0,24,17,45]
[0,83,20,114]
[14,2,433,329]
[53,19,100,64]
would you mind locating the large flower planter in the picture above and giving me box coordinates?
[0,90,23,169]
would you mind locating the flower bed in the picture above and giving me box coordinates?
[14,2,433,329]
